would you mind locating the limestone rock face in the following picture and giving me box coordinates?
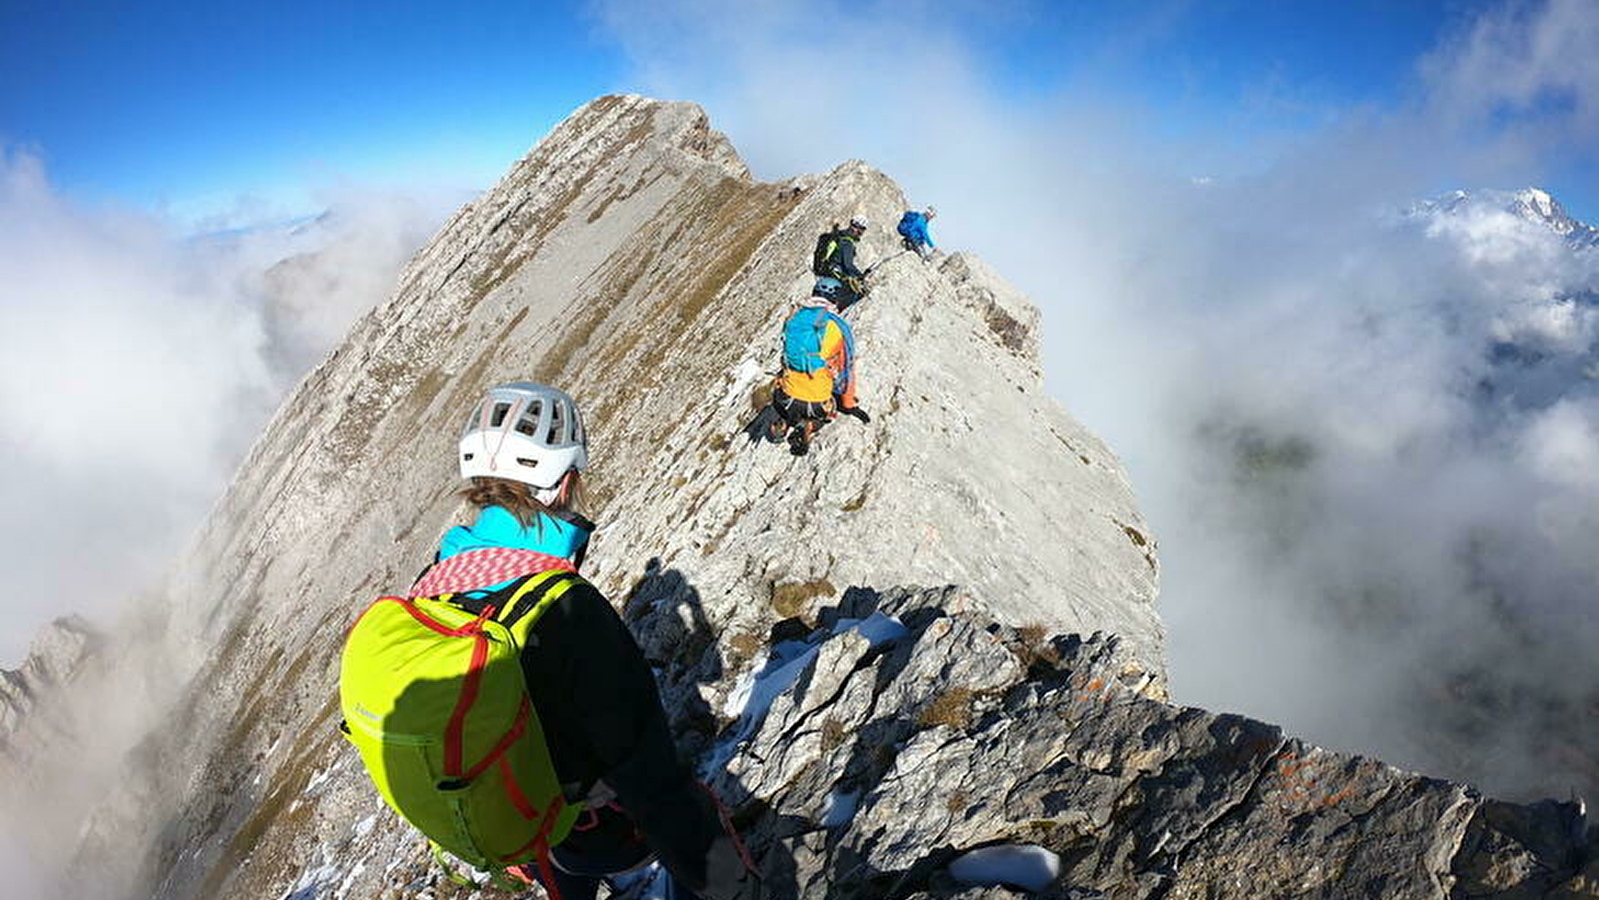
[688,587,1590,900]
[13,95,1591,900]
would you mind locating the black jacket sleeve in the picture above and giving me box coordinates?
[522,582,724,892]
[836,237,864,279]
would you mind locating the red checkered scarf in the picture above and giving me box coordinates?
[410,546,576,597]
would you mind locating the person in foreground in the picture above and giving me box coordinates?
[340,382,758,900]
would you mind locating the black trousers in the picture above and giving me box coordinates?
[772,387,832,428]
[533,805,702,900]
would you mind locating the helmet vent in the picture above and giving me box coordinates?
[515,400,543,437]
[462,453,475,461]
[515,457,539,468]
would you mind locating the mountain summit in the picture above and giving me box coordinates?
[1417,187,1599,249]
[7,95,1594,900]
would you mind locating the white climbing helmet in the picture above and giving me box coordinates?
[459,382,587,499]
[849,214,869,230]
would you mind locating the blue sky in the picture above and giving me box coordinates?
[3,0,1594,224]
[1,2,622,219]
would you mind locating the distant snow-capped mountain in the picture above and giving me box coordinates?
[1410,187,1599,410]
[1415,187,1599,249]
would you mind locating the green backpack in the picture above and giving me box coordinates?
[339,568,585,885]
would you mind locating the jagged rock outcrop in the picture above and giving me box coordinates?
[21,95,1592,900]
[0,615,117,899]
[690,586,1592,899]
[0,615,98,758]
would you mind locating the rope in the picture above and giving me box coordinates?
[698,782,758,875]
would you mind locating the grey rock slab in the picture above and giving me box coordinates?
[717,602,1588,900]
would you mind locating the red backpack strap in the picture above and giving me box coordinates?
[503,798,569,900]
[533,840,563,900]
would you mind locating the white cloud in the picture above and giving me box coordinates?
[1422,0,1599,144]
[592,0,1599,799]
[0,148,465,898]
[0,148,460,665]
[1522,398,1599,489]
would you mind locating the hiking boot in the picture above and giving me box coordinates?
[788,427,810,456]
[765,414,787,444]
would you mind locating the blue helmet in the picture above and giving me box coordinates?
[813,277,847,301]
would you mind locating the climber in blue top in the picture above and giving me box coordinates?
[417,383,760,900]
[897,207,937,261]
[439,503,594,574]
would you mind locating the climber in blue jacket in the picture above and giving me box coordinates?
[897,207,936,261]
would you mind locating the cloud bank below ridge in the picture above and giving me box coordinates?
[589,0,1599,799]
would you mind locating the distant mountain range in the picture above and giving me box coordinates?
[1413,186,1599,250]
[1407,186,1599,410]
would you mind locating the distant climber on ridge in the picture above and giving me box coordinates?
[339,383,759,900]
[897,207,936,261]
[812,215,871,310]
[763,291,869,455]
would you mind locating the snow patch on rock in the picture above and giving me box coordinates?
[948,844,1062,892]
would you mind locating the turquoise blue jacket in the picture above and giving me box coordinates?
[897,211,935,248]
[437,505,593,592]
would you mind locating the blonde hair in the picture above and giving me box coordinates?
[459,472,583,529]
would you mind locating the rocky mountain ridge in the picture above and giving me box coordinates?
[3,95,1593,900]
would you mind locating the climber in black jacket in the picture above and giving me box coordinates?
[510,572,746,899]
[419,383,759,900]
[813,215,870,310]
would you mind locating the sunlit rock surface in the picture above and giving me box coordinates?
[6,95,1591,900]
